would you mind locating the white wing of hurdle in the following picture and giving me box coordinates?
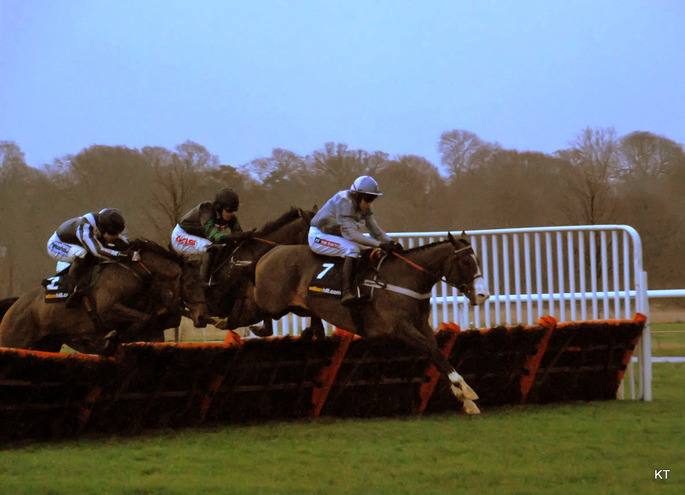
[272,225,654,401]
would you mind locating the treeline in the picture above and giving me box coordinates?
[1,126,684,297]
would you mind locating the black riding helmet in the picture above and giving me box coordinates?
[215,187,240,212]
[98,208,126,235]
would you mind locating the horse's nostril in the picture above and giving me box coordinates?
[475,293,490,305]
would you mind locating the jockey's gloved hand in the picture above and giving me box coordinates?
[380,241,403,253]
[239,230,254,240]
[379,242,396,253]
[129,251,141,262]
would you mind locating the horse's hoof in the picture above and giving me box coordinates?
[451,382,479,401]
[250,325,273,337]
[461,382,479,401]
[462,399,480,415]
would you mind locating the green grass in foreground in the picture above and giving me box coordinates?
[1,363,683,495]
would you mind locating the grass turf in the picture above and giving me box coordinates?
[0,362,682,495]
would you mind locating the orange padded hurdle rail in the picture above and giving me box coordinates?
[520,316,557,404]
[310,328,359,416]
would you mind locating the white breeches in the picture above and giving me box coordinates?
[47,232,87,271]
[171,225,212,256]
[308,226,361,258]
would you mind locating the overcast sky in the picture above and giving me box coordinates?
[2,0,683,170]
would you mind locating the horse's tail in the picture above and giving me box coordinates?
[0,297,19,324]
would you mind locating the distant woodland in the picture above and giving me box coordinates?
[1,126,684,297]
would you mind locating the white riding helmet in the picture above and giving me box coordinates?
[350,176,383,196]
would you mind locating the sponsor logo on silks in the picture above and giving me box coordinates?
[308,286,342,296]
[314,237,341,249]
[175,235,197,246]
[50,241,70,256]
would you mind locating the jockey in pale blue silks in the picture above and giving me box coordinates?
[308,175,403,305]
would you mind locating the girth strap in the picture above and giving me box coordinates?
[363,279,432,300]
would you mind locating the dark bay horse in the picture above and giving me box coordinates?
[0,239,184,355]
[181,207,317,335]
[253,232,490,414]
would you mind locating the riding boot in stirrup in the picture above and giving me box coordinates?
[341,256,357,306]
[199,249,217,286]
[65,257,90,308]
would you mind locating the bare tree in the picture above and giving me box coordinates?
[243,148,306,186]
[617,131,684,181]
[438,130,498,179]
[376,155,445,230]
[556,127,619,225]
[309,142,386,188]
[142,142,215,240]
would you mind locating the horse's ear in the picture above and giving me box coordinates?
[447,232,456,245]
[312,204,319,213]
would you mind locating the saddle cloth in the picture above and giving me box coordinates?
[40,264,103,304]
[41,273,70,303]
[308,251,382,302]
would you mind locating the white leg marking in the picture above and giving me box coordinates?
[448,370,462,383]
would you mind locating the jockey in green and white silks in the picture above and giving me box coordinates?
[171,187,254,325]
[171,187,250,257]
[47,208,130,272]
[171,187,254,290]
[308,175,403,305]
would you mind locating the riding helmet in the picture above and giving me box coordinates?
[98,208,126,235]
[215,188,240,212]
[350,176,383,196]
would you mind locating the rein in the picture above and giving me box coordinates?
[118,259,152,280]
[253,236,278,246]
[390,244,475,288]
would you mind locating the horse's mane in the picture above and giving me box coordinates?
[255,207,303,237]
[129,238,183,264]
[404,239,451,253]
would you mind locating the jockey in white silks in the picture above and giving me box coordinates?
[308,175,403,305]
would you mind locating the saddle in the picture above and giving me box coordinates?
[308,249,385,303]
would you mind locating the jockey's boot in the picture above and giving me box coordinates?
[341,256,357,306]
[200,248,218,286]
[65,257,91,308]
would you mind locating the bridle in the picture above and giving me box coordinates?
[391,243,484,293]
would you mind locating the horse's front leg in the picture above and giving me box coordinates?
[398,321,480,415]
[99,302,161,341]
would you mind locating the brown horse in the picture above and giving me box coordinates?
[181,207,317,335]
[0,239,184,355]
[253,232,490,414]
